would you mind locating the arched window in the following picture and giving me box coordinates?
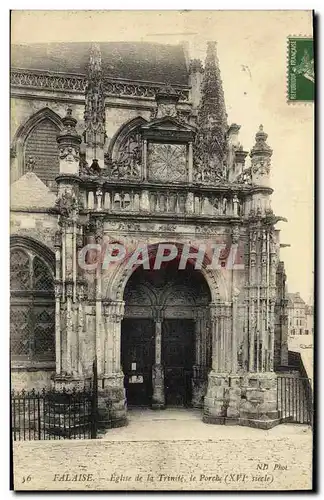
[11,108,62,188]
[10,246,55,363]
[24,119,60,187]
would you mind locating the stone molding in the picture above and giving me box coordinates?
[11,69,190,102]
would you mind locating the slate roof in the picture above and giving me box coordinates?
[11,42,189,86]
[287,292,306,307]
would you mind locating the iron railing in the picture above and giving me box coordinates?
[11,359,99,441]
[11,386,96,441]
[277,376,313,425]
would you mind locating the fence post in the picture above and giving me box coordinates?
[91,356,98,439]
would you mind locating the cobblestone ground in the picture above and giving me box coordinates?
[13,409,313,491]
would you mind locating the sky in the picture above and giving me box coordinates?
[11,10,314,303]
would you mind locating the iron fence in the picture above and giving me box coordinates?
[11,360,98,441]
[277,376,313,425]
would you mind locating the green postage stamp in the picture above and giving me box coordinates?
[288,37,314,102]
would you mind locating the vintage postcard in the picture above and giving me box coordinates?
[10,10,314,491]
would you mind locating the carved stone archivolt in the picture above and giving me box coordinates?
[123,264,211,314]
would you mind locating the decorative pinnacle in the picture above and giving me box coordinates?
[62,107,77,128]
[57,107,81,144]
[88,43,102,79]
[250,124,272,157]
[193,41,228,169]
[198,41,227,131]
[155,82,180,102]
[189,59,204,74]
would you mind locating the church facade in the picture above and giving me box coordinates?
[10,41,289,429]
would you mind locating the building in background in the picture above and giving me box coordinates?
[305,304,314,336]
[287,292,313,336]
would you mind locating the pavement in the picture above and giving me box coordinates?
[13,408,313,491]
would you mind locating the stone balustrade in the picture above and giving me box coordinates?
[80,186,245,217]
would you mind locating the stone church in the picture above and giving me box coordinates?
[10,41,289,429]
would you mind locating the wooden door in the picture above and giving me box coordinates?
[162,319,194,406]
[121,319,155,406]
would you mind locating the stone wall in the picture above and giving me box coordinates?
[11,368,55,391]
[10,211,58,253]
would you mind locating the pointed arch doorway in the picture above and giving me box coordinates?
[121,260,212,409]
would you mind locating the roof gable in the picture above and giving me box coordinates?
[141,116,195,143]
[142,116,195,132]
[11,173,56,209]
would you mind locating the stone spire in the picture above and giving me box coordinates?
[193,42,228,182]
[83,43,106,169]
[199,41,227,132]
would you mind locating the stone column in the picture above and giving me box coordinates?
[99,301,127,428]
[238,225,279,429]
[188,142,193,183]
[203,302,229,424]
[54,230,62,375]
[152,307,165,409]
[226,224,243,423]
[143,139,148,180]
[192,308,208,408]
[185,191,195,214]
[227,294,242,424]
[52,109,88,395]
[94,218,104,376]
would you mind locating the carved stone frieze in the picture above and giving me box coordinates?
[156,224,177,232]
[195,225,220,236]
[106,221,141,232]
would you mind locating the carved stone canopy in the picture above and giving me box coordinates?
[141,116,195,143]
